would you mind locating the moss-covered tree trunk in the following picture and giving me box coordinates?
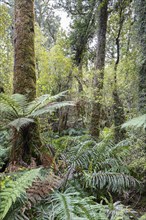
[90,0,108,138]
[12,0,42,165]
[136,0,146,113]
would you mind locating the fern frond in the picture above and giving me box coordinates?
[36,188,108,220]
[67,139,97,168]
[49,91,68,101]
[122,114,146,129]
[0,168,41,220]
[7,118,34,131]
[0,92,73,133]
[104,199,137,220]
[26,172,62,204]
[26,91,68,115]
[0,103,18,122]
[0,94,19,117]
[82,171,139,192]
[29,101,74,118]
[11,94,28,111]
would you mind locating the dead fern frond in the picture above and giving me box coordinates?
[26,172,62,205]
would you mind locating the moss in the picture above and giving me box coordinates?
[12,0,42,165]
[14,0,36,101]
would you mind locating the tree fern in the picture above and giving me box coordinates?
[0,92,74,131]
[0,168,41,220]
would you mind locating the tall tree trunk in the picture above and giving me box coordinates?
[90,0,108,138]
[112,3,126,143]
[136,0,146,113]
[136,0,146,153]
[13,0,36,100]
[12,0,42,165]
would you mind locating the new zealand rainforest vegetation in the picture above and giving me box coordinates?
[0,0,146,219]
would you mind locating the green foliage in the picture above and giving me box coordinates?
[0,92,73,131]
[104,198,137,220]
[0,131,10,168]
[139,214,146,220]
[35,0,60,46]
[83,171,138,192]
[36,31,73,95]
[52,135,139,193]
[35,187,108,220]
[122,114,146,129]
[0,4,13,93]
[0,168,41,220]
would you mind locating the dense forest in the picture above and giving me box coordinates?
[0,0,146,219]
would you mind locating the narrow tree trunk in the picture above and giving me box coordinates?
[58,70,73,133]
[13,0,42,165]
[112,6,126,143]
[78,61,83,93]
[90,0,108,138]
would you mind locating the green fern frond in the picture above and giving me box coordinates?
[26,91,68,115]
[0,103,18,122]
[76,196,108,220]
[0,168,41,220]
[35,188,108,220]
[29,101,74,118]
[104,199,137,220]
[122,114,146,129]
[64,136,125,172]
[11,94,28,111]
[0,93,73,131]
[82,171,139,192]
[67,139,97,168]
[7,118,34,131]
[4,210,29,220]
[0,94,19,117]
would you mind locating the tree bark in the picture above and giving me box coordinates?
[112,4,126,143]
[136,0,146,113]
[13,0,42,165]
[13,0,36,100]
[90,0,108,138]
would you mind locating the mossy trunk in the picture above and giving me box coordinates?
[90,0,108,138]
[136,0,146,113]
[13,0,36,100]
[12,0,42,165]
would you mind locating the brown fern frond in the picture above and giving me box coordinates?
[26,172,62,205]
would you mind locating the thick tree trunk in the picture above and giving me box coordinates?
[13,0,36,100]
[90,0,108,138]
[13,0,42,165]
[136,0,146,113]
